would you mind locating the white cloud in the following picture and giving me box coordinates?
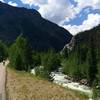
[20,0,47,6]
[20,0,100,34]
[20,0,76,24]
[20,0,100,24]
[8,1,18,7]
[63,13,100,35]
[74,0,100,13]
[38,0,76,24]
[0,0,5,3]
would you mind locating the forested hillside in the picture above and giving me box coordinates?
[62,25,100,99]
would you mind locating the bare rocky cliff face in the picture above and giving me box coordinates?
[61,36,75,53]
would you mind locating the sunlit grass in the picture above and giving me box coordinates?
[6,67,88,100]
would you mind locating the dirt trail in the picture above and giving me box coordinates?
[0,61,9,100]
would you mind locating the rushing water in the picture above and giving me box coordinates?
[31,68,93,99]
[50,71,92,97]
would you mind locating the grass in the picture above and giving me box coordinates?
[6,67,88,100]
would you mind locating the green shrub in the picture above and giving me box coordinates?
[35,66,51,80]
[41,50,61,72]
[32,51,41,67]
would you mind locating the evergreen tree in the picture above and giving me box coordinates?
[88,36,98,86]
[76,44,81,65]
[32,51,41,67]
[41,49,60,72]
[9,34,33,71]
[62,48,68,59]
[93,72,100,99]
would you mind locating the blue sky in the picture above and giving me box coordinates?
[0,0,100,35]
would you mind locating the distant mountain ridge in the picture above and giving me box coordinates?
[74,25,100,63]
[0,1,72,51]
[63,25,100,52]
[75,25,100,48]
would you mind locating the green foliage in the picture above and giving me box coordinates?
[93,62,100,99]
[31,50,61,80]
[75,44,88,65]
[88,36,98,86]
[32,51,41,67]
[93,88,100,100]
[0,40,8,62]
[41,50,61,72]
[62,52,89,79]
[9,34,33,71]
[62,34,99,86]
[35,66,51,80]
[62,58,76,76]
[61,48,68,59]
[61,25,100,98]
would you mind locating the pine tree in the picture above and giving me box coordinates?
[93,72,100,99]
[88,36,98,86]
[41,49,60,72]
[9,34,33,71]
[62,48,68,59]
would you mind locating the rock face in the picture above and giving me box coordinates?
[64,36,75,51]
[0,2,72,51]
[61,36,75,54]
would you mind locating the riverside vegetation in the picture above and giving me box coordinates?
[0,25,100,99]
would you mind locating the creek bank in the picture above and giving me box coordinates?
[31,68,93,99]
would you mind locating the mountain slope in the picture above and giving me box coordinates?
[75,25,100,48]
[0,2,72,51]
[74,25,100,66]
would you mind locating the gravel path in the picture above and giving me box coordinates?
[0,61,8,100]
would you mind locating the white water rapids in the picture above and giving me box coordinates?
[31,68,93,99]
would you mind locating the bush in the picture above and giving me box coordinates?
[35,66,51,80]
[93,86,100,99]
[31,50,61,80]
[62,52,89,79]
[32,51,41,67]
[41,50,61,72]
